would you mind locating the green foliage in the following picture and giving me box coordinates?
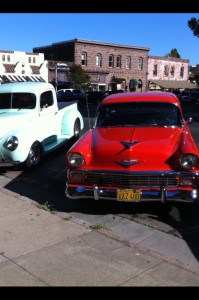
[188,17,199,38]
[36,201,56,214]
[67,64,90,91]
[89,223,111,231]
[166,48,181,58]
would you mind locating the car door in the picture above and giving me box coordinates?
[38,90,58,140]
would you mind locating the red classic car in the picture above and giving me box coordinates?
[65,92,199,206]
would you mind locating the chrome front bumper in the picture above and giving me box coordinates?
[65,184,198,203]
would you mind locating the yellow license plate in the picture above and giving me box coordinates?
[117,189,141,202]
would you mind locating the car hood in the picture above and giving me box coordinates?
[0,111,34,138]
[88,127,185,171]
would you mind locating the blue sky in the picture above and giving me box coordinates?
[1,13,199,66]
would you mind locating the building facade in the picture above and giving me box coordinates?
[0,50,48,84]
[33,38,150,92]
[147,55,193,90]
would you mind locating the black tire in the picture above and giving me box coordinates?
[24,142,42,169]
[73,119,80,141]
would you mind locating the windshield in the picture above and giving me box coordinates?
[0,93,36,109]
[95,102,183,127]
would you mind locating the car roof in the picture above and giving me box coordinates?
[100,92,180,106]
[0,82,53,93]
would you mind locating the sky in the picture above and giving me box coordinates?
[1,13,199,66]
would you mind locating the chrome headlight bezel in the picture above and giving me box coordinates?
[180,154,198,169]
[67,152,84,167]
[6,136,19,151]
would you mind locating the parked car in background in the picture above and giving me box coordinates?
[65,91,199,210]
[57,88,86,105]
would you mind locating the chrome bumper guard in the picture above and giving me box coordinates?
[65,184,198,203]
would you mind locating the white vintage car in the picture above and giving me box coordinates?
[0,81,84,168]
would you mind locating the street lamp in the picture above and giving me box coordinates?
[55,63,69,92]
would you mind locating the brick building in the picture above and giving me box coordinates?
[147,55,196,90]
[0,50,48,84]
[33,38,150,92]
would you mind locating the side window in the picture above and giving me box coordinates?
[40,91,54,108]
[153,64,158,76]
[138,57,143,70]
[180,66,184,78]
[81,52,87,66]
[126,56,131,69]
[109,54,114,68]
[116,55,121,68]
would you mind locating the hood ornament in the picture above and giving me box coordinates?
[120,140,141,149]
[115,159,143,168]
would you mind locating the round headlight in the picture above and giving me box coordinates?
[7,136,19,151]
[67,152,84,167]
[180,154,198,169]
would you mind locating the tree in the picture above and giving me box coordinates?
[165,48,181,58]
[67,64,90,91]
[188,17,199,37]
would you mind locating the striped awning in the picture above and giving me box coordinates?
[0,75,46,83]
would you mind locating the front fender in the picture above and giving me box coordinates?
[0,128,41,163]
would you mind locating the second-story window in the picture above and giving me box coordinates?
[116,55,121,68]
[109,54,114,68]
[153,64,158,76]
[138,57,143,70]
[7,55,10,62]
[170,66,175,77]
[126,56,131,69]
[33,57,36,63]
[2,55,5,62]
[96,53,102,67]
[29,57,31,63]
[180,66,184,78]
[164,65,169,76]
[81,52,87,66]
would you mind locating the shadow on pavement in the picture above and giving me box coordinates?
[2,102,199,264]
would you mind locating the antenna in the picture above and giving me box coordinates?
[85,93,91,129]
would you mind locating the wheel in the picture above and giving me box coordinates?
[24,142,42,169]
[73,119,80,141]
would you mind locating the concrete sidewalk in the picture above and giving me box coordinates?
[0,187,198,286]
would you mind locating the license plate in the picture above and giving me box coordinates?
[117,189,141,202]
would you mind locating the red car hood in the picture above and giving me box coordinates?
[88,127,185,171]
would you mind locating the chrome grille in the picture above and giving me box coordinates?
[86,172,178,188]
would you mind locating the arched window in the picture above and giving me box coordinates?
[7,55,10,62]
[109,54,114,68]
[81,52,87,66]
[96,53,102,67]
[2,55,5,62]
[126,56,131,69]
[29,57,31,63]
[138,57,143,70]
[116,55,121,68]
[33,57,36,63]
